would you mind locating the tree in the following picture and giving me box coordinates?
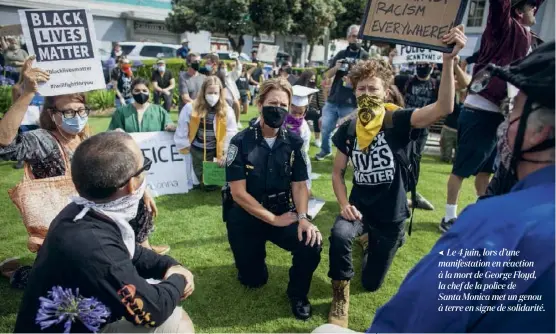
[250,0,300,36]
[291,0,344,62]
[166,0,252,52]
[328,0,366,40]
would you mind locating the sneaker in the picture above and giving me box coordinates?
[314,152,331,161]
[414,193,435,211]
[237,121,243,129]
[439,218,456,233]
[314,138,321,148]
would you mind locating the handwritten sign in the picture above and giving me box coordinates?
[18,9,105,96]
[257,44,280,62]
[360,0,468,52]
[0,24,23,37]
[202,161,226,186]
[131,132,197,196]
[393,45,443,64]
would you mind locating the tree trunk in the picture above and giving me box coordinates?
[307,43,315,65]
[227,35,245,53]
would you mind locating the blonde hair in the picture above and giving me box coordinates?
[192,76,228,119]
[256,78,292,106]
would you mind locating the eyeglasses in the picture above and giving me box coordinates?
[116,156,152,188]
[55,107,91,119]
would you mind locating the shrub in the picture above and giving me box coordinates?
[0,86,12,115]
[86,89,115,111]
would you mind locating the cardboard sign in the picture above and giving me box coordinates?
[257,44,279,62]
[0,24,23,37]
[393,45,443,64]
[360,0,468,53]
[131,132,196,197]
[202,161,226,186]
[18,9,105,96]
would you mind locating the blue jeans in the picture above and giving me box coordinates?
[115,97,134,108]
[318,102,356,155]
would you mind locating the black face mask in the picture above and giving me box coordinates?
[349,43,360,51]
[262,106,288,128]
[416,66,432,79]
[190,62,200,71]
[285,67,293,75]
[308,81,316,88]
[133,92,149,105]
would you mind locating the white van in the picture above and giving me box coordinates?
[119,42,180,61]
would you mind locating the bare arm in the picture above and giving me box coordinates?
[292,181,309,216]
[332,151,350,208]
[152,81,162,92]
[0,57,49,146]
[454,60,471,90]
[230,180,276,224]
[181,92,193,104]
[11,84,21,103]
[112,80,124,100]
[166,78,176,91]
[411,26,466,128]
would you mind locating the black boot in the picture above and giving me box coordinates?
[290,296,312,320]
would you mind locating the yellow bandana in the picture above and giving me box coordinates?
[356,94,386,152]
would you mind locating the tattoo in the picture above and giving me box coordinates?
[340,168,347,185]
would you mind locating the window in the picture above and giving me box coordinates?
[466,0,487,27]
[139,46,175,58]
[120,45,135,55]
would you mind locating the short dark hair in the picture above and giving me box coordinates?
[72,132,139,200]
[132,77,150,90]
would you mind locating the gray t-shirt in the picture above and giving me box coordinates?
[179,71,206,102]
[4,48,28,70]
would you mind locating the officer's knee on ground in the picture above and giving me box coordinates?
[238,268,269,289]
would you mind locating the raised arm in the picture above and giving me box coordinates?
[0,57,49,146]
[488,0,513,37]
[410,26,466,128]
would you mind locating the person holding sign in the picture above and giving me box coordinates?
[224,78,322,320]
[174,76,238,189]
[326,26,466,328]
[366,41,555,334]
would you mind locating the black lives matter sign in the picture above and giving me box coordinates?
[25,10,94,62]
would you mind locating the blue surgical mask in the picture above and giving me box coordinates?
[61,115,88,134]
[205,64,213,72]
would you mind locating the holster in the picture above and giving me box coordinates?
[221,183,233,223]
[262,191,293,215]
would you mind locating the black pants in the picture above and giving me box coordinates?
[153,91,173,112]
[305,107,321,133]
[328,216,405,291]
[226,206,322,299]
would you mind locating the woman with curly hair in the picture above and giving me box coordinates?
[325,26,467,328]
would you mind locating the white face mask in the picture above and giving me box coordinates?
[72,178,148,258]
[205,93,220,107]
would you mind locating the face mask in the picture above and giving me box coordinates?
[158,66,165,72]
[262,106,288,129]
[308,81,316,88]
[58,115,88,135]
[285,67,292,75]
[190,62,200,71]
[284,113,304,134]
[356,94,386,152]
[71,178,147,258]
[205,64,213,72]
[349,43,360,51]
[416,66,432,79]
[133,92,149,105]
[205,94,219,107]
[497,117,520,170]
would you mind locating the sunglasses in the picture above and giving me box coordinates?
[116,156,152,188]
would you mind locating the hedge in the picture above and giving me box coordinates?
[0,58,330,115]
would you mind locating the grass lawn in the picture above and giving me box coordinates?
[0,107,477,332]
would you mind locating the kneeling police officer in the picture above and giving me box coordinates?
[223,78,322,320]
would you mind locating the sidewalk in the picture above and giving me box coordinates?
[424,132,441,157]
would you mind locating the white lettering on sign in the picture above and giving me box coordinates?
[393,45,442,64]
[350,132,395,186]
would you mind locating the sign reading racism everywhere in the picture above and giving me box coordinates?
[18,9,105,96]
[393,45,442,64]
[131,132,195,197]
[360,0,468,53]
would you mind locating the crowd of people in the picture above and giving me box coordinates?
[0,0,554,332]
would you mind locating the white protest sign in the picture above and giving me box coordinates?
[131,132,197,197]
[393,45,442,65]
[257,44,279,62]
[18,9,105,96]
[308,198,326,219]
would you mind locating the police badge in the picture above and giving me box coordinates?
[226,144,238,167]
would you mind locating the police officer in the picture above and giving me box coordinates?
[224,78,322,320]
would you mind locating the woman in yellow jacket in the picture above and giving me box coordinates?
[175,76,238,187]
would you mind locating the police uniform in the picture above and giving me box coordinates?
[224,122,322,302]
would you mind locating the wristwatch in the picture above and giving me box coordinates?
[298,213,311,222]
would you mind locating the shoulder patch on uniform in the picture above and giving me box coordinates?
[227,144,238,167]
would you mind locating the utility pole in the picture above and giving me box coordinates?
[323,27,330,65]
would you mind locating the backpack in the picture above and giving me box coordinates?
[344,113,420,236]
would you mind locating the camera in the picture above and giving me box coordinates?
[339,57,357,73]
